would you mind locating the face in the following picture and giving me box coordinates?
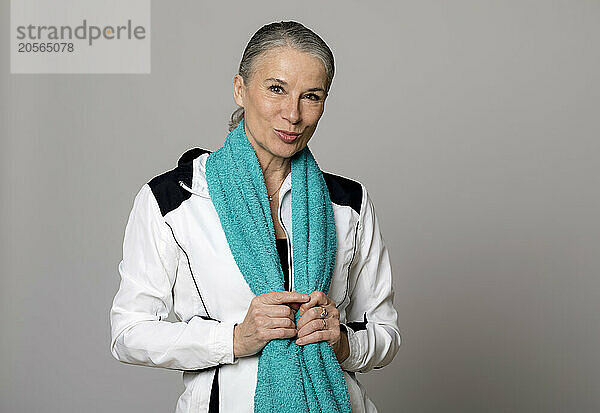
[233,46,328,163]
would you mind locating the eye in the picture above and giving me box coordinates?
[304,93,321,101]
[268,85,284,93]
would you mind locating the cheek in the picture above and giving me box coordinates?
[298,129,316,148]
[303,102,324,120]
[251,93,280,118]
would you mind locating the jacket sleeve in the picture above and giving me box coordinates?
[339,184,402,373]
[109,183,238,371]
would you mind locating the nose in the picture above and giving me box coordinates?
[281,95,301,124]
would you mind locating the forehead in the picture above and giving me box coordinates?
[250,47,327,87]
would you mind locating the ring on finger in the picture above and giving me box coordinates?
[321,318,327,330]
[320,307,328,319]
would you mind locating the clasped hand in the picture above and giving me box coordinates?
[233,291,348,362]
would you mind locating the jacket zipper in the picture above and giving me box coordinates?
[277,195,293,292]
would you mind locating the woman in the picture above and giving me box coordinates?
[110,21,401,413]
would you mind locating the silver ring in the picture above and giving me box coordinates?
[320,307,328,319]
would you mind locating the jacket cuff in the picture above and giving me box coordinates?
[339,323,361,371]
[212,321,238,365]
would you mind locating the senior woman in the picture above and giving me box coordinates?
[110,21,401,413]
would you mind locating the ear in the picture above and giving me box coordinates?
[233,74,245,107]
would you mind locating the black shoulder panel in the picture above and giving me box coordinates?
[322,172,363,215]
[178,147,211,166]
[148,148,212,217]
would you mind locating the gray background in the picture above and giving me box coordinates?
[1,1,599,412]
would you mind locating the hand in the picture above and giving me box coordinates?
[296,291,349,363]
[233,291,310,358]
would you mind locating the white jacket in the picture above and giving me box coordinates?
[109,147,401,412]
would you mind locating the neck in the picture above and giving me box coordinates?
[259,155,291,188]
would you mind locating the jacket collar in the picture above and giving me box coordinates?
[176,147,292,201]
[176,147,211,198]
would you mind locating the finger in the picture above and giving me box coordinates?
[299,291,330,317]
[297,317,331,339]
[267,328,298,340]
[296,306,321,331]
[261,291,310,305]
[263,317,297,330]
[296,328,334,346]
[261,304,295,319]
[295,313,312,332]
[298,291,323,316]
[296,305,337,331]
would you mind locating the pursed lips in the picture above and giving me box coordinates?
[274,128,301,143]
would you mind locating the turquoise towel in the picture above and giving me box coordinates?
[205,118,351,412]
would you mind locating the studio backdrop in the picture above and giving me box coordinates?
[2,1,599,412]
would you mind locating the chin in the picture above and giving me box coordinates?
[276,149,296,159]
[272,145,298,158]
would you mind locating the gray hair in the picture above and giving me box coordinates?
[228,20,335,131]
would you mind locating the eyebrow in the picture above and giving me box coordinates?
[264,77,326,93]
